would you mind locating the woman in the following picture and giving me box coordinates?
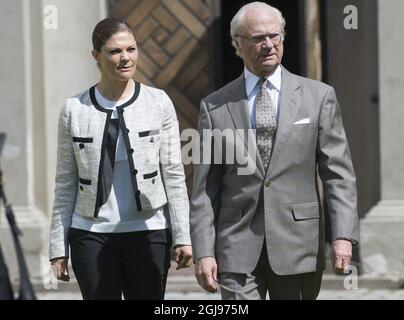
[49,18,192,300]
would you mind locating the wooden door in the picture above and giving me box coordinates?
[108,0,218,191]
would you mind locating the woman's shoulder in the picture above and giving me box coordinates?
[64,87,93,109]
[138,82,170,100]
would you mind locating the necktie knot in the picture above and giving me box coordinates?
[260,78,268,89]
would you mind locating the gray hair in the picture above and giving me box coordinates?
[230,2,286,52]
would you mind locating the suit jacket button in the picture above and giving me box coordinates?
[265,181,271,188]
[123,128,130,134]
[128,148,134,155]
[133,169,138,175]
[150,137,154,143]
[152,178,155,184]
[79,143,85,149]
[80,186,84,191]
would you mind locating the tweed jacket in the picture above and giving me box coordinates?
[49,82,190,260]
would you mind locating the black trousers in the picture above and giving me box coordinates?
[254,243,323,300]
[68,228,171,300]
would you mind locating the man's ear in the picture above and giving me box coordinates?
[232,39,241,57]
[232,40,242,58]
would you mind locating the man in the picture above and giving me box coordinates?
[190,2,358,300]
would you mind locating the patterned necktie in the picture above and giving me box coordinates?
[255,78,277,169]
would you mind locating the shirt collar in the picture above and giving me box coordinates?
[244,65,282,97]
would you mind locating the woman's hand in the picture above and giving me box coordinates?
[174,245,193,270]
[50,257,70,281]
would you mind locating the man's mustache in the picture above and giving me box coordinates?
[256,52,276,59]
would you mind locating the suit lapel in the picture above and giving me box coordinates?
[225,75,251,131]
[226,75,265,177]
[266,66,301,177]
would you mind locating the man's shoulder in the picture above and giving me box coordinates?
[284,68,332,93]
[202,75,244,106]
[299,76,332,92]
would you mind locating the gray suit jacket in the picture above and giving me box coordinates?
[190,66,358,275]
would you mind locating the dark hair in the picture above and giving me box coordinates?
[92,18,135,52]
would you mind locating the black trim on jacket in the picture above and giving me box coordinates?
[89,82,140,113]
[94,110,112,217]
[89,82,142,216]
[79,178,92,185]
[143,171,158,179]
[72,137,93,143]
[117,107,142,211]
[138,129,160,137]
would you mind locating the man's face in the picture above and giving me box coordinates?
[236,9,284,77]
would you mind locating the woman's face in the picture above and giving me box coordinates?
[92,30,138,82]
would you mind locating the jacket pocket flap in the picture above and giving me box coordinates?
[218,206,242,222]
[143,170,158,179]
[138,129,160,137]
[292,202,320,220]
[73,137,93,143]
[79,178,92,185]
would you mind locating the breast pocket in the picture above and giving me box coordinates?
[135,130,161,165]
[138,129,160,144]
[292,123,317,133]
[290,122,317,146]
[288,124,317,164]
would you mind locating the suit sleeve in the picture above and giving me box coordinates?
[159,91,191,247]
[317,86,359,243]
[190,99,221,260]
[49,103,78,260]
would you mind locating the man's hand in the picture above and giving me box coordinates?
[174,245,193,270]
[195,256,218,293]
[50,257,70,281]
[331,239,352,273]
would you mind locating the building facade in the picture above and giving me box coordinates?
[0,0,403,290]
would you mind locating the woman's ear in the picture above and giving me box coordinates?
[91,50,99,63]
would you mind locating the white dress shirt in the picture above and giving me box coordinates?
[244,65,282,129]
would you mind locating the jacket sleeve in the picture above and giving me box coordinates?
[317,86,359,243]
[159,91,191,247]
[49,102,78,260]
[189,99,221,260]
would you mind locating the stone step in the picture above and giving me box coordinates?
[12,263,404,295]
